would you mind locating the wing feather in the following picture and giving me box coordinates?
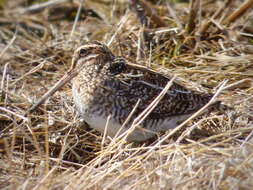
[102,57,212,119]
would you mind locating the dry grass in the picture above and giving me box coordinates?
[0,0,253,189]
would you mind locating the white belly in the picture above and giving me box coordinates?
[82,113,155,142]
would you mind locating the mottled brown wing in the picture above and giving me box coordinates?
[103,57,212,119]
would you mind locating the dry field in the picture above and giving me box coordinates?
[0,0,253,189]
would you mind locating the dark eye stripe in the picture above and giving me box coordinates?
[79,49,87,56]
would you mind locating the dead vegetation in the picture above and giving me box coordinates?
[0,0,253,189]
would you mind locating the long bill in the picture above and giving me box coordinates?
[28,67,78,113]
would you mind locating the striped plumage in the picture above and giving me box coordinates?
[71,41,218,142]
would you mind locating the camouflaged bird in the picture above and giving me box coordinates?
[68,41,220,142]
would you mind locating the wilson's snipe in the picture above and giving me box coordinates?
[30,41,222,142]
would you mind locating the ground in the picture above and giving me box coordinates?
[0,0,253,189]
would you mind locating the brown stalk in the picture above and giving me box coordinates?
[187,0,200,34]
[200,0,233,35]
[130,0,166,27]
[223,0,253,25]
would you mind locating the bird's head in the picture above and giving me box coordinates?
[71,41,115,72]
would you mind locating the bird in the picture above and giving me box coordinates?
[29,41,222,142]
[68,41,221,142]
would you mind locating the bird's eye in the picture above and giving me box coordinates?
[79,49,87,56]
